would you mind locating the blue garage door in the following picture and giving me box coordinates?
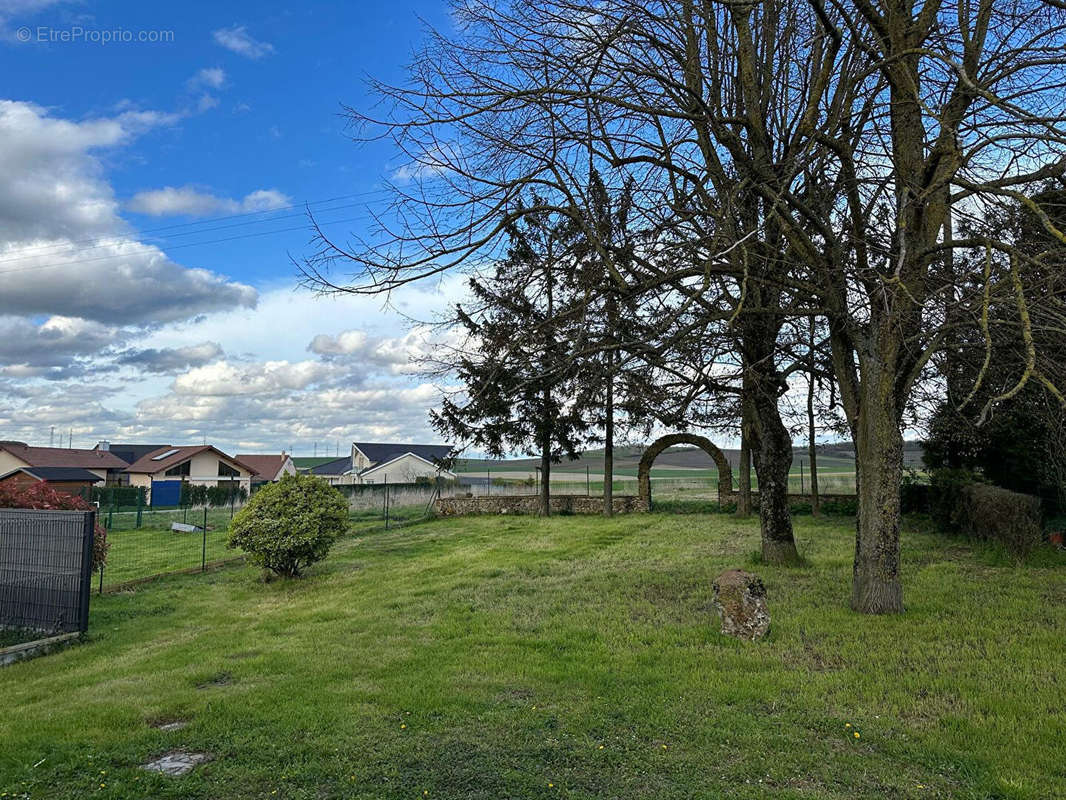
[150,480,182,507]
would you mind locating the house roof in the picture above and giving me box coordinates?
[236,454,289,480]
[359,451,456,478]
[0,466,103,483]
[0,441,126,470]
[98,443,169,465]
[353,442,454,467]
[309,456,353,476]
[124,445,256,476]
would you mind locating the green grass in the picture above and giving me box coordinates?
[2,513,1064,799]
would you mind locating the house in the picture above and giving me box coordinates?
[0,466,103,497]
[309,442,456,485]
[237,453,297,485]
[122,445,256,506]
[352,442,456,484]
[0,441,127,486]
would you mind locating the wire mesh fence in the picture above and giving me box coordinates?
[96,507,242,592]
[0,509,94,637]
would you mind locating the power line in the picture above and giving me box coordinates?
[0,201,371,266]
[0,189,390,265]
[0,213,374,278]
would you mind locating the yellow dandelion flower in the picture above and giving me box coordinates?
[401,724,407,729]
[598,745,604,750]
[548,782,554,788]
[845,723,851,728]
[853,732,860,739]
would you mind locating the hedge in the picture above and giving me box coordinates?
[954,483,1043,558]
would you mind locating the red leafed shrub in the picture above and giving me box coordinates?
[0,482,109,569]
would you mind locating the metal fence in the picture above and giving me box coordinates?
[0,509,94,635]
[97,506,241,592]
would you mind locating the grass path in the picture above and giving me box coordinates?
[1,513,1063,799]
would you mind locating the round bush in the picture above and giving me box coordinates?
[228,474,348,577]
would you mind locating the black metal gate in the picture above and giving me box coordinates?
[0,509,95,634]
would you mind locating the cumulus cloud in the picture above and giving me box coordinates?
[127,186,291,217]
[0,316,124,366]
[115,342,224,374]
[0,100,259,323]
[172,359,333,397]
[309,326,453,374]
[212,25,275,59]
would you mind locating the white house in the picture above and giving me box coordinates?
[309,442,455,485]
[123,445,256,505]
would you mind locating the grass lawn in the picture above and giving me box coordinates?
[2,512,1063,799]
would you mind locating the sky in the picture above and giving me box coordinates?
[0,0,474,456]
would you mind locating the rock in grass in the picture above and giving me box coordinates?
[712,569,770,640]
[140,750,211,776]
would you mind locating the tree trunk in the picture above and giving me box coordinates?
[736,405,753,517]
[749,389,799,563]
[850,375,905,613]
[540,387,552,517]
[807,317,820,517]
[741,310,799,563]
[603,356,614,517]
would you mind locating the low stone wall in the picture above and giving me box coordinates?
[435,495,648,517]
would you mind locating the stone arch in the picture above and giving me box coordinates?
[638,433,733,510]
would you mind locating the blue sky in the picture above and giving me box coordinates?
[0,0,472,455]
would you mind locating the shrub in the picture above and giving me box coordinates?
[180,483,209,508]
[92,486,145,508]
[0,482,108,569]
[929,468,982,530]
[228,475,348,577]
[900,469,931,514]
[954,483,1043,559]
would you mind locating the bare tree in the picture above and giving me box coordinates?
[301,0,1066,612]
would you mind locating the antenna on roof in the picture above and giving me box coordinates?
[68,429,72,449]
[50,426,55,447]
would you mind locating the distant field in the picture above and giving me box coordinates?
[454,441,923,476]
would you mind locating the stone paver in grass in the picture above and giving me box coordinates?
[140,750,211,776]
[153,720,189,732]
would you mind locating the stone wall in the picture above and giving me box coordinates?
[435,494,648,517]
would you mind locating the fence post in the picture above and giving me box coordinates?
[78,511,95,631]
[800,459,805,494]
[487,467,490,497]
[202,505,208,571]
[385,481,390,529]
[136,489,143,529]
[586,465,590,496]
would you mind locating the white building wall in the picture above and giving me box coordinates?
[359,453,451,484]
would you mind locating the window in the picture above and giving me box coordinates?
[152,448,180,461]
[218,462,240,478]
[165,461,190,477]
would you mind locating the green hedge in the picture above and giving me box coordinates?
[92,486,146,507]
[955,483,1043,558]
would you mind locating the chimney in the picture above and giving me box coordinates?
[97,441,110,451]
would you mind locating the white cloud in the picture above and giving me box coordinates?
[187,67,226,90]
[309,325,456,375]
[0,100,258,323]
[212,25,275,59]
[172,359,332,397]
[127,185,291,217]
[0,279,474,452]
[115,342,224,374]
